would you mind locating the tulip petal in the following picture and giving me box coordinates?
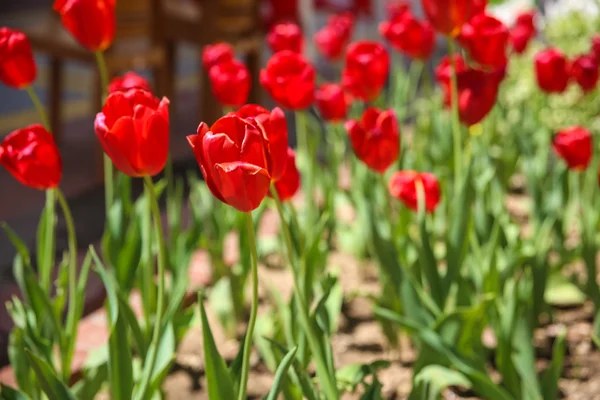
[213,162,271,212]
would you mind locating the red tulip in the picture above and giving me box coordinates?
[509,11,536,54]
[421,0,487,37]
[208,59,250,107]
[591,34,600,64]
[552,126,592,171]
[386,1,409,19]
[94,88,170,177]
[234,104,289,181]
[314,13,355,60]
[535,48,570,93]
[202,42,235,71]
[108,72,151,94]
[0,28,36,89]
[342,41,390,101]
[187,115,273,212]
[53,0,115,51]
[436,55,505,126]
[273,148,300,201]
[379,11,435,60]
[570,54,599,93]
[388,171,441,212]
[459,13,509,68]
[0,124,62,189]
[267,22,304,54]
[315,83,350,122]
[260,50,316,110]
[345,107,399,173]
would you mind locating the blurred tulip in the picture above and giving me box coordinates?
[535,48,570,93]
[0,28,37,89]
[0,124,62,189]
[94,88,170,177]
[314,13,355,60]
[379,11,435,60]
[552,126,592,171]
[436,55,505,126]
[421,0,486,36]
[509,11,536,54]
[267,22,304,54]
[591,34,600,64]
[385,1,409,19]
[345,107,399,173]
[108,71,151,94]
[202,42,235,71]
[260,50,316,110]
[570,54,599,93]
[459,13,509,68]
[208,59,251,107]
[234,104,289,181]
[342,41,390,101]
[388,170,441,212]
[273,148,300,201]
[187,115,273,211]
[315,83,350,122]
[53,0,115,51]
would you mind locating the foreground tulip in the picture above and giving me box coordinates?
[314,13,355,60]
[388,170,441,212]
[510,11,536,54]
[187,115,273,211]
[379,11,435,60]
[552,126,592,171]
[260,50,316,110]
[0,28,37,89]
[0,124,62,189]
[342,41,390,101]
[315,83,350,122]
[535,48,570,93]
[94,88,170,177]
[267,22,304,54]
[53,0,115,51]
[234,104,289,181]
[421,0,486,36]
[208,59,251,107]
[345,108,399,173]
[436,55,505,126]
[202,42,235,71]
[570,54,599,93]
[108,71,151,94]
[273,148,300,201]
[459,13,509,68]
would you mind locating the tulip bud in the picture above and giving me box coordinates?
[202,42,235,71]
[570,54,599,93]
[552,126,592,171]
[314,13,355,61]
[509,11,536,54]
[535,48,570,93]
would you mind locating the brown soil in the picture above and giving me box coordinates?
[162,250,600,400]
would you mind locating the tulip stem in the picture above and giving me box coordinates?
[55,188,78,382]
[296,111,315,225]
[137,176,167,400]
[95,51,114,215]
[270,186,339,400]
[447,39,463,189]
[237,212,259,400]
[25,85,51,132]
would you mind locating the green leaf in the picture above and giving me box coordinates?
[36,192,56,292]
[25,350,76,400]
[419,216,444,308]
[265,346,298,400]
[545,274,586,307]
[1,223,31,266]
[199,300,236,400]
[209,277,237,337]
[336,361,390,393]
[512,317,543,400]
[71,364,108,400]
[541,328,566,400]
[413,365,472,399]
[117,292,147,355]
[92,248,133,400]
[7,329,35,397]
[148,324,177,394]
[0,384,31,400]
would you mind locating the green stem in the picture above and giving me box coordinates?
[25,86,51,131]
[142,181,155,335]
[448,39,463,190]
[270,188,339,400]
[55,188,77,382]
[237,212,260,400]
[404,60,424,121]
[95,51,114,215]
[137,176,167,400]
[296,111,315,226]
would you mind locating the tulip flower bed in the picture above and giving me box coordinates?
[2,1,600,399]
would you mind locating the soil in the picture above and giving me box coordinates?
[161,249,600,399]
